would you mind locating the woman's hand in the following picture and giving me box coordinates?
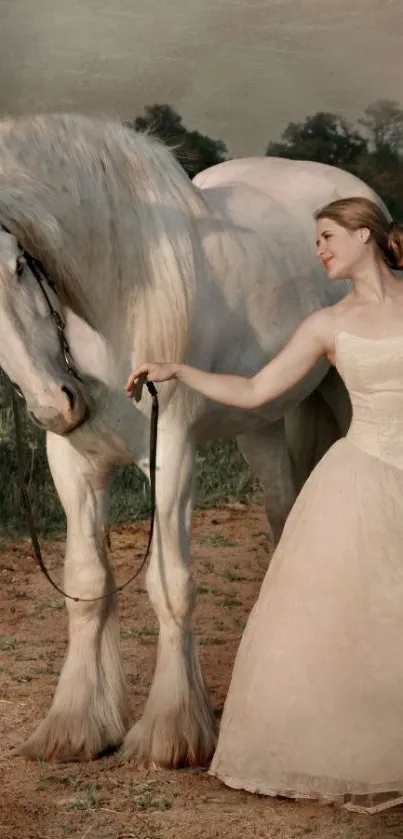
[124,308,330,408]
[125,362,179,397]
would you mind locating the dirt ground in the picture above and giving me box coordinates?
[1,502,403,839]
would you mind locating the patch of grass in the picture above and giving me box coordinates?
[197,533,239,548]
[223,567,250,581]
[233,617,246,630]
[66,782,102,810]
[29,666,56,677]
[0,636,18,651]
[33,598,64,615]
[132,787,173,812]
[37,773,71,790]
[195,440,258,508]
[10,589,30,600]
[199,558,214,573]
[37,771,82,791]
[38,776,104,811]
[210,587,228,597]
[199,636,226,646]
[198,585,228,597]
[121,626,158,641]
[222,595,241,610]
[213,619,225,630]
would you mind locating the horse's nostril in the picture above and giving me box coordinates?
[62,385,76,411]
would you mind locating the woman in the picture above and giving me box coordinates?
[126,197,403,813]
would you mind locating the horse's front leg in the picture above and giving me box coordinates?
[122,423,217,768]
[17,432,128,762]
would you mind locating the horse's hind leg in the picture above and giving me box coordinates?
[315,365,351,438]
[237,382,348,547]
[284,372,350,494]
[17,432,128,762]
[121,425,216,768]
[237,420,297,546]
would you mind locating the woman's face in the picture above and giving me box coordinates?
[316,217,368,281]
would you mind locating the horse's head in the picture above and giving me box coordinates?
[0,228,90,435]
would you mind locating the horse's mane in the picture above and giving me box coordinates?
[0,113,208,361]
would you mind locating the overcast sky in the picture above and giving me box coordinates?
[1,0,402,156]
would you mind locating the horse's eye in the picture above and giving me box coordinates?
[15,256,25,279]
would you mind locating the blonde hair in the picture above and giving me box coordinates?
[315,197,403,269]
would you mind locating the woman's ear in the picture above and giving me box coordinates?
[358,226,371,244]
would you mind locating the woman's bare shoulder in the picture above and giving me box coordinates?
[302,300,354,355]
[303,303,348,335]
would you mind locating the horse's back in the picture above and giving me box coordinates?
[193,156,388,221]
[191,155,388,332]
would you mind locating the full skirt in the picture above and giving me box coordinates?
[209,440,403,814]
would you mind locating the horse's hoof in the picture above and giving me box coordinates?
[14,711,127,763]
[120,706,216,769]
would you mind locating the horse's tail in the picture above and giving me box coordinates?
[284,367,351,492]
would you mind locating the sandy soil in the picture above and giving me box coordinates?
[1,502,402,839]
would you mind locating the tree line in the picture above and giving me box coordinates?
[128,100,403,220]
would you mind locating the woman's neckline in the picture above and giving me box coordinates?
[336,330,403,344]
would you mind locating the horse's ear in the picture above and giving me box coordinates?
[11,214,63,266]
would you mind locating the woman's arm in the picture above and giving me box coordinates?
[125,309,331,410]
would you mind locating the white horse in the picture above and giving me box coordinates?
[0,114,388,767]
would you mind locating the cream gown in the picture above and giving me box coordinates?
[209,331,403,814]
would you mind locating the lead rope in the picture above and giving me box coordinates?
[10,373,158,602]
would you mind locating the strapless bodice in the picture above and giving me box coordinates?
[335,331,403,468]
